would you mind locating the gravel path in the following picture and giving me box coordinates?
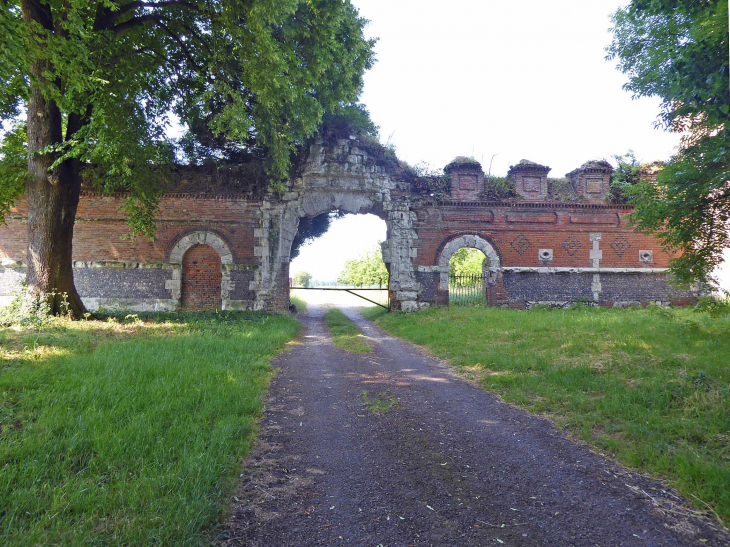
[219,304,728,547]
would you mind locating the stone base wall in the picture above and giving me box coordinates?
[0,262,257,312]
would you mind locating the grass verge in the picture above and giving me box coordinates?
[369,305,730,522]
[0,311,299,546]
[290,294,307,314]
[325,308,372,353]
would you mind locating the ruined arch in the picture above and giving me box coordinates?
[436,234,501,290]
[166,229,235,309]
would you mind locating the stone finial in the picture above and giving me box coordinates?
[508,159,551,201]
[566,160,613,203]
[444,157,484,201]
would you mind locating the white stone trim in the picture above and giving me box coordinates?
[437,234,501,289]
[166,230,236,305]
[494,266,670,274]
[168,231,234,265]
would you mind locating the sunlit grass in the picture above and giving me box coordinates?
[369,305,730,522]
[325,308,372,353]
[0,311,299,546]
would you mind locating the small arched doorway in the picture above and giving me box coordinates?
[448,247,489,305]
[181,244,222,310]
[437,234,501,306]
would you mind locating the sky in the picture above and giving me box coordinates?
[288,1,729,290]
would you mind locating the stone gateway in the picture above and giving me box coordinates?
[0,138,699,312]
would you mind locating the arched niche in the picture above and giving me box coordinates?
[165,229,236,308]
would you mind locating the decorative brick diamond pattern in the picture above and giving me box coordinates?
[561,234,582,257]
[610,236,631,258]
[510,233,532,256]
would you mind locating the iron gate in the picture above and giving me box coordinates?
[449,274,489,306]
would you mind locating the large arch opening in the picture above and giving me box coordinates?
[288,212,389,310]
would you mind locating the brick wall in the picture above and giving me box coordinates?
[181,244,222,310]
[412,203,672,269]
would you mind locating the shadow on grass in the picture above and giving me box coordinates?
[0,311,299,546]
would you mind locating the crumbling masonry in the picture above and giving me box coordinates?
[0,138,699,312]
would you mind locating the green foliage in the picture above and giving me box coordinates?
[609,151,642,204]
[293,271,312,288]
[0,122,26,222]
[359,390,399,414]
[449,248,486,277]
[0,286,72,327]
[0,0,375,235]
[625,136,729,286]
[0,311,299,545]
[372,305,730,521]
[291,211,343,259]
[321,103,379,141]
[338,246,389,287]
[289,294,307,313]
[607,0,729,286]
[409,162,451,203]
[325,307,372,353]
[483,175,516,201]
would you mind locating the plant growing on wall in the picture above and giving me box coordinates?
[0,0,375,315]
[609,151,642,204]
[607,0,729,287]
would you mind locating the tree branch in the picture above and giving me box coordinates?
[107,0,200,27]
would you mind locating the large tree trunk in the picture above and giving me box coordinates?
[22,0,86,317]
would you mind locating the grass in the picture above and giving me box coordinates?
[324,308,372,353]
[0,311,299,546]
[359,390,400,414]
[290,294,307,314]
[368,305,730,523]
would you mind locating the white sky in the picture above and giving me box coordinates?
[291,0,729,290]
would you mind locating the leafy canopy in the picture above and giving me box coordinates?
[607,0,729,286]
[449,248,486,278]
[338,246,388,287]
[293,271,312,288]
[0,0,375,234]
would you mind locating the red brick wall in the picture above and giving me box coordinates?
[181,244,222,310]
[413,204,673,268]
[0,193,261,264]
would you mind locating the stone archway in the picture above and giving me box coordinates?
[166,230,235,310]
[437,234,501,289]
[250,138,420,311]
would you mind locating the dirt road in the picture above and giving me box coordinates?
[219,303,727,546]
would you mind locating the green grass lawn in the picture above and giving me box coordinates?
[366,305,730,523]
[325,308,372,353]
[0,311,299,546]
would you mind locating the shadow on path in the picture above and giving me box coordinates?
[219,303,727,547]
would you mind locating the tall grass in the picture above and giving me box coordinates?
[0,312,298,546]
[370,306,730,522]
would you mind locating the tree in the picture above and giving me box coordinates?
[608,151,642,204]
[606,0,729,287]
[449,248,486,277]
[291,211,344,260]
[337,246,388,287]
[293,271,312,288]
[0,0,375,315]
